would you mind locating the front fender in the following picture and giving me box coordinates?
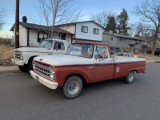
[55,66,92,87]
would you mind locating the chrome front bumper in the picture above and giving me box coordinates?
[30,70,58,90]
[12,59,25,66]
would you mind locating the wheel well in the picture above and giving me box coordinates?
[133,70,137,74]
[65,74,87,85]
[28,56,36,65]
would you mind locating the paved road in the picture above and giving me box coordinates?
[0,62,160,120]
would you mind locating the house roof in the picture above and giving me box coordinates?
[10,22,73,34]
[103,32,144,41]
[57,21,104,29]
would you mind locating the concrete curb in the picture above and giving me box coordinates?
[0,66,19,73]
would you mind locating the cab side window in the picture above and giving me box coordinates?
[54,41,65,50]
[95,46,108,59]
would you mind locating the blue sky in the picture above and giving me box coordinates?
[0,0,143,38]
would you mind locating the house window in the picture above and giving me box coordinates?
[110,38,113,41]
[93,28,99,34]
[61,33,66,40]
[37,31,48,42]
[81,26,88,33]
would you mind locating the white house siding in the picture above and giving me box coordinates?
[19,25,27,47]
[59,25,75,34]
[75,22,103,41]
[29,29,38,46]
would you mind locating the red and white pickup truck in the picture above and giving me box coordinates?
[30,41,146,99]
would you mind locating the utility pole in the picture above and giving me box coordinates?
[15,0,19,48]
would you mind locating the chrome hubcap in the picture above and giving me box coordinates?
[128,72,134,82]
[67,81,79,95]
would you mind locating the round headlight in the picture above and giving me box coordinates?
[49,68,55,79]
[49,68,54,74]
[50,74,54,79]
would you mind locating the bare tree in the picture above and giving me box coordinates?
[37,0,81,37]
[133,0,160,52]
[38,0,51,26]
[90,10,116,28]
[134,22,153,37]
[0,8,5,30]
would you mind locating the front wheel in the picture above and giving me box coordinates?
[28,63,33,75]
[124,71,135,84]
[63,76,83,99]
[18,65,28,72]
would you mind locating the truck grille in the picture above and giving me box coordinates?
[14,51,22,60]
[34,61,53,79]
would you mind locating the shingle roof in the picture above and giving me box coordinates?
[104,32,144,41]
[10,22,73,34]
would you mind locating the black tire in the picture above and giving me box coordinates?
[28,63,33,75]
[18,65,28,72]
[124,71,135,84]
[63,76,83,99]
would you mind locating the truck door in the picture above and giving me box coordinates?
[53,41,66,54]
[92,46,115,82]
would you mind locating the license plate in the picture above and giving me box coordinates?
[36,76,39,81]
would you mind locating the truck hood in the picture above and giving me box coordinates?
[15,47,48,52]
[34,55,93,66]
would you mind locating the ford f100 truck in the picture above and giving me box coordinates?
[12,39,68,73]
[30,41,146,99]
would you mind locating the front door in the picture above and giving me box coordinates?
[90,46,115,82]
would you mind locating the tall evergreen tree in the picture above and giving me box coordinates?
[117,8,130,35]
[106,16,116,33]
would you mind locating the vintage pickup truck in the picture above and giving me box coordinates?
[12,39,68,73]
[30,41,146,99]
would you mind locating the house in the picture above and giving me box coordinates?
[140,37,160,53]
[57,21,104,42]
[103,32,144,53]
[10,17,73,47]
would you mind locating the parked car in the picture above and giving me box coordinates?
[110,47,123,55]
[154,48,160,56]
[112,52,137,58]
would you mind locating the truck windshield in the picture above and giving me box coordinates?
[66,44,94,58]
[39,40,53,49]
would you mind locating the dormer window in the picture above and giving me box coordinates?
[93,28,99,34]
[81,26,88,33]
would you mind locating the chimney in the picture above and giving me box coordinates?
[134,34,140,38]
[22,16,27,23]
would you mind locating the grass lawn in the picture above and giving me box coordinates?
[0,44,14,66]
[135,53,160,60]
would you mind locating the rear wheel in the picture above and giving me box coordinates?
[63,76,83,99]
[124,71,135,84]
[18,65,28,72]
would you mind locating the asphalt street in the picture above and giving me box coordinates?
[0,62,160,120]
